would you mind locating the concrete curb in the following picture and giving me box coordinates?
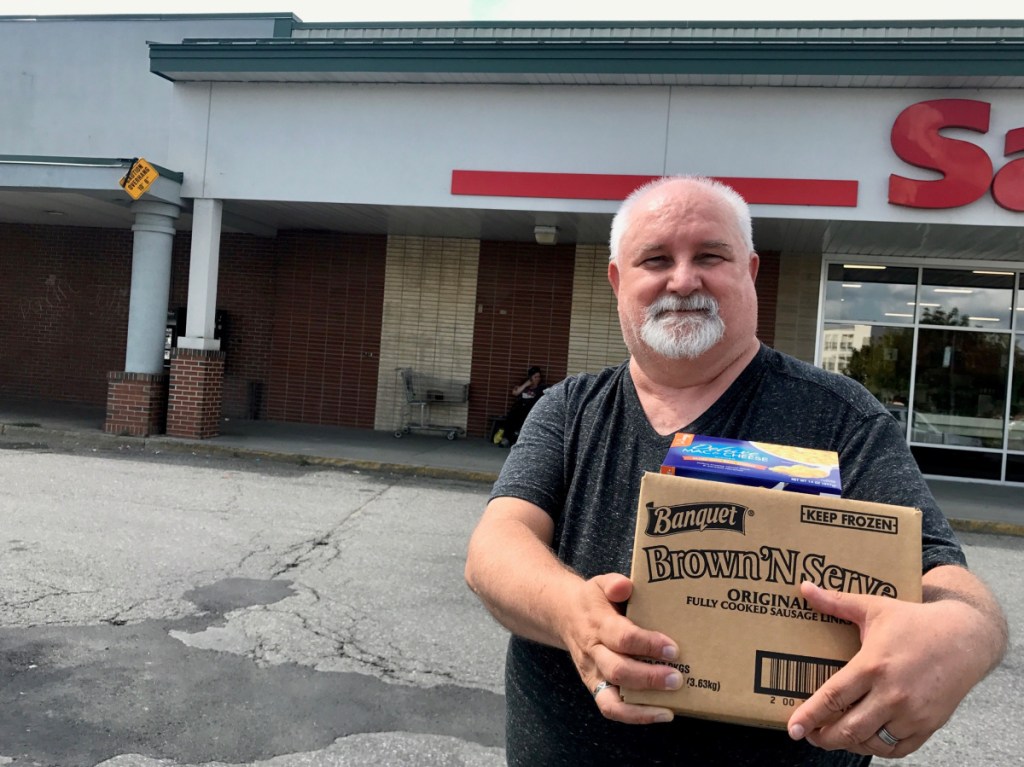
[149,440,503,484]
[948,518,1024,538]
[0,422,502,485]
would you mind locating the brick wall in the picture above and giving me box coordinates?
[0,220,801,435]
[104,371,168,436]
[773,251,822,363]
[756,250,780,349]
[375,236,479,433]
[0,224,132,403]
[166,348,225,438]
[567,244,628,374]
[468,241,574,438]
[218,237,277,419]
[265,232,386,428]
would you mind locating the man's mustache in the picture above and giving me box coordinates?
[645,294,719,320]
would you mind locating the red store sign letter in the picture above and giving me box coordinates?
[888,99,1024,212]
[993,127,1024,211]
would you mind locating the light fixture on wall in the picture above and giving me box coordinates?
[533,224,559,245]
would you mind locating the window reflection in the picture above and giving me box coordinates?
[1018,273,1024,324]
[822,262,1024,478]
[919,268,1014,329]
[1010,335,1024,452]
[822,323,913,437]
[914,329,1010,449]
[824,265,917,324]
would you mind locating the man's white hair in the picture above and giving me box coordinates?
[608,175,754,263]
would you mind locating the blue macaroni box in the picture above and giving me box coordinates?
[660,432,841,496]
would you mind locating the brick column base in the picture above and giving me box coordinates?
[104,372,169,437]
[167,348,226,439]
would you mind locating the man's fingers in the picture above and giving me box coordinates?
[591,642,684,693]
[615,619,680,663]
[591,680,675,725]
[593,572,633,605]
[800,581,874,629]
[787,664,871,741]
[587,574,678,661]
[570,574,683,725]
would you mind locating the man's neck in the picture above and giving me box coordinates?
[629,338,761,435]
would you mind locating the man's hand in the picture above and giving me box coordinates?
[787,572,1006,757]
[563,573,681,725]
[466,498,683,726]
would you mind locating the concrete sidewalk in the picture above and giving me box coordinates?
[0,398,507,481]
[1,397,1020,535]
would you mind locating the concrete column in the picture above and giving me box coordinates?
[178,198,223,350]
[167,198,226,439]
[124,200,181,373]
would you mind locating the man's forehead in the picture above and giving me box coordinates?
[636,182,722,218]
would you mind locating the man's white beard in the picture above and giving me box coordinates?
[640,294,725,359]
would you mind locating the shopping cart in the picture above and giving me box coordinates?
[394,367,470,440]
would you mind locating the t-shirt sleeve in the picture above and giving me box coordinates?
[489,379,569,519]
[838,410,967,574]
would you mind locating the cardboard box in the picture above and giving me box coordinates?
[623,472,922,728]
[660,433,841,496]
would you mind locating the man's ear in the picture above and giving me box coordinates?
[748,251,760,282]
[608,259,620,296]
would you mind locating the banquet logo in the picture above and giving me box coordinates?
[644,501,749,536]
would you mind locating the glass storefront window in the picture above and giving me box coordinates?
[822,262,1024,482]
[919,268,1014,330]
[911,446,1003,481]
[823,264,918,324]
[1010,334,1024,452]
[1008,454,1024,483]
[1018,273,1024,328]
[913,329,1010,449]
[822,323,913,436]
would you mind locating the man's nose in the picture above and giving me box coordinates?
[665,260,701,294]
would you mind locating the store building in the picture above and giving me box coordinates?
[1,14,1022,483]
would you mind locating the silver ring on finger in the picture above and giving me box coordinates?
[877,726,901,747]
[592,680,612,698]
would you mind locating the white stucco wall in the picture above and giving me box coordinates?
[169,82,670,214]
[0,16,282,164]
[167,80,1024,228]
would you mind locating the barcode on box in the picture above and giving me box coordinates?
[754,650,846,699]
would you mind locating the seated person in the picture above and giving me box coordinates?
[499,366,547,446]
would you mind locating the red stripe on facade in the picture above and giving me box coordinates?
[451,170,858,207]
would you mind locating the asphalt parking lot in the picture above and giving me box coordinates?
[1,440,1021,766]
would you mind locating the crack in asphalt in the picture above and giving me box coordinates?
[268,486,388,579]
[0,577,505,767]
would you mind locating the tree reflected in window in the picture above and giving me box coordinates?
[914,330,1009,449]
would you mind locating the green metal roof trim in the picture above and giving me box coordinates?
[290,19,1024,32]
[150,39,1024,79]
[149,21,1024,80]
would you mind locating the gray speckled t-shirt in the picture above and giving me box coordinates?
[490,344,966,767]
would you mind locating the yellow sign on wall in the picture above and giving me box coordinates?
[119,158,159,200]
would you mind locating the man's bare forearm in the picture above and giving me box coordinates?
[922,563,1008,673]
[465,498,580,649]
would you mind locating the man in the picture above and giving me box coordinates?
[465,176,1007,766]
